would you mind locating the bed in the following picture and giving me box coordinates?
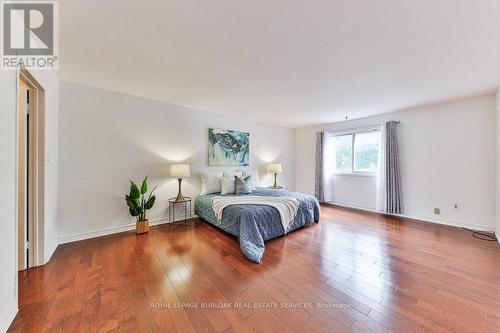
[194,187,320,263]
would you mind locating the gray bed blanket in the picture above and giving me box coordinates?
[194,188,320,263]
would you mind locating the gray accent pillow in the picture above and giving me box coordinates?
[235,175,253,195]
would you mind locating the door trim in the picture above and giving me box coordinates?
[17,67,45,268]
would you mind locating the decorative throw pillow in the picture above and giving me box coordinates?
[200,171,223,195]
[235,175,253,195]
[242,169,260,189]
[220,176,235,194]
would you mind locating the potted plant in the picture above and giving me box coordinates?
[125,176,157,234]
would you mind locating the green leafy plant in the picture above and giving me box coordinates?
[125,176,157,222]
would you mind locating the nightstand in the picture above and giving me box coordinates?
[168,197,192,224]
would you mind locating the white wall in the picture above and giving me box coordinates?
[0,69,58,333]
[297,95,497,230]
[0,71,19,333]
[58,81,296,243]
[496,86,500,243]
[330,175,378,210]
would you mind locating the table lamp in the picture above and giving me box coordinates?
[267,163,282,189]
[170,164,190,201]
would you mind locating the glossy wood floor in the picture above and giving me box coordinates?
[9,205,500,332]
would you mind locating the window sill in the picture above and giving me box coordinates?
[333,172,377,178]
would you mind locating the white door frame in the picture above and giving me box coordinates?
[15,66,45,271]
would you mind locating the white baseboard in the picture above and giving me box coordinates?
[400,212,495,232]
[330,200,376,213]
[54,204,500,248]
[0,300,18,333]
[58,214,198,244]
[327,201,496,232]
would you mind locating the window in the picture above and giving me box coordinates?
[332,134,352,172]
[354,131,380,172]
[331,130,380,174]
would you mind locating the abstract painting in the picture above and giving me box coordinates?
[208,128,249,166]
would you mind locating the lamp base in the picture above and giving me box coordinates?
[271,173,279,188]
[174,178,186,202]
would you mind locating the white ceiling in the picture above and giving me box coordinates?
[59,0,500,128]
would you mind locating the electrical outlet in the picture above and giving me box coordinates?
[453,203,460,210]
[433,208,441,215]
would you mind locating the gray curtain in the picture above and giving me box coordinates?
[314,131,324,202]
[385,121,403,214]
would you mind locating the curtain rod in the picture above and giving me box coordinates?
[322,120,400,135]
[320,120,400,135]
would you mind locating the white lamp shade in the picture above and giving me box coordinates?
[267,163,282,173]
[170,164,190,178]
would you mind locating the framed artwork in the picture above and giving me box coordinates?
[208,128,249,166]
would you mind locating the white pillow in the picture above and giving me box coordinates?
[242,169,261,189]
[223,170,244,179]
[220,176,236,194]
[200,171,223,195]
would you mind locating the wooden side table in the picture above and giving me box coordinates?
[168,197,192,224]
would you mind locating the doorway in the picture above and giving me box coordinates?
[17,68,45,270]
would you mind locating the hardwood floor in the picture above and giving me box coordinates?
[9,205,500,332]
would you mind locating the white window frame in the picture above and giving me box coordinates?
[331,127,380,177]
